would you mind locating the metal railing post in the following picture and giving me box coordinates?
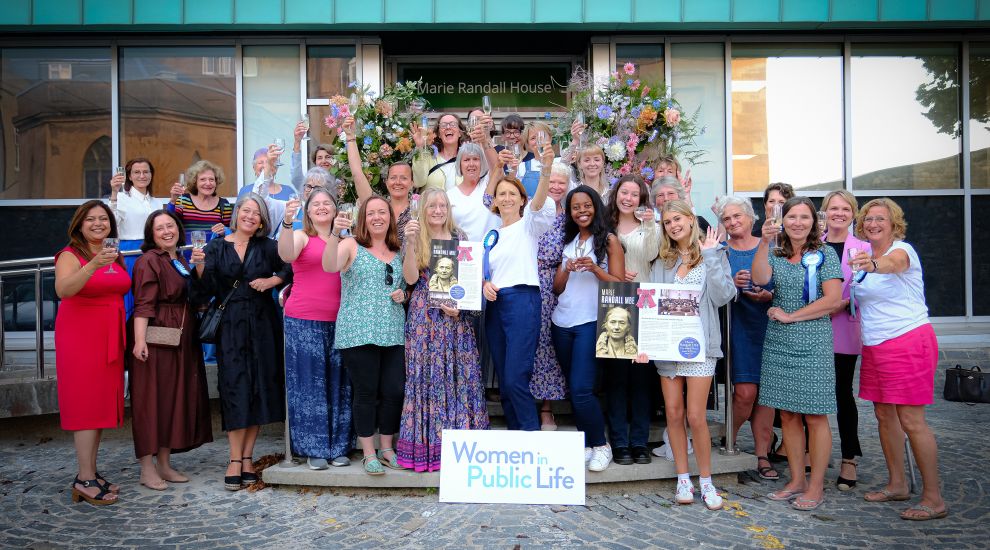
[34,267,44,379]
[720,302,738,455]
[0,275,5,370]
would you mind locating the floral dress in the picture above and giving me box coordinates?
[397,231,489,472]
[530,211,568,400]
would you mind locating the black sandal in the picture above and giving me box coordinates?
[224,458,243,491]
[240,457,258,485]
[94,471,119,494]
[756,456,780,480]
[71,476,117,506]
[767,432,787,463]
[836,459,857,491]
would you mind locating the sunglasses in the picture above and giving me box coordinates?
[385,263,394,286]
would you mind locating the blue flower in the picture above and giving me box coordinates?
[596,104,613,120]
[544,112,552,120]
[364,122,374,130]
[652,99,662,109]
[363,136,373,146]
[348,81,359,89]
[648,129,659,143]
[610,177,619,185]
[330,104,339,117]
[631,106,642,118]
[626,79,634,86]
[641,167,654,179]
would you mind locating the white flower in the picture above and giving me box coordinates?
[605,141,626,162]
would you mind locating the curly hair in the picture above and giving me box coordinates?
[562,185,612,267]
[854,197,907,241]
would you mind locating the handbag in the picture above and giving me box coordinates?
[943,365,990,404]
[145,303,187,347]
[196,247,257,344]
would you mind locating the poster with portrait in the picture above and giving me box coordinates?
[596,282,705,362]
[429,239,482,311]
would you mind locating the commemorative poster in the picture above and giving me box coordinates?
[428,239,482,311]
[596,281,705,362]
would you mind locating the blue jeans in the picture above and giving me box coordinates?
[551,321,607,447]
[485,285,540,430]
[604,358,653,448]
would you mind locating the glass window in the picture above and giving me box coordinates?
[0,48,111,199]
[306,46,357,157]
[731,44,843,192]
[974,196,990,314]
[671,43,726,226]
[243,45,301,194]
[120,47,237,196]
[970,44,990,189]
[615,44,664,84]
[851,44,961,190]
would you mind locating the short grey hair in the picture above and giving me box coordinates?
[231,192,272,238]
[549,160,572,181]
[305,167,332,188]
[455,142,489,177]
[651,175,686,202]
[716,195,758,223]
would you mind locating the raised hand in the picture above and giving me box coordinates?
[699,226,720,250]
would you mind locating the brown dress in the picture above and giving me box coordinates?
[130,249,213,458]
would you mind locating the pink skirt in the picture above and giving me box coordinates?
[859,324,938,405]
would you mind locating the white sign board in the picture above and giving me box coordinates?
[439,430,586,505]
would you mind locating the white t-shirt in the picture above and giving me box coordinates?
[487,198,557,289]
[111,189,166,240]
[552,235,600,328]
[449,175,500,243]
[855,241,929,346]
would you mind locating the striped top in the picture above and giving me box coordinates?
[171,194,232,233]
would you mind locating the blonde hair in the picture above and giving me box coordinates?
[521,121,553,154]
[854,198,907,241]
[823,189,859,215]
[185,160,224,196]
[415,188,459,271]
[657,200,702,269]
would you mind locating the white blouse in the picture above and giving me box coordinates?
[110,189,166,240]
[487,198,556,289]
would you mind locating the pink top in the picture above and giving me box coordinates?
[284,235,341,322]
[823,232,870,355]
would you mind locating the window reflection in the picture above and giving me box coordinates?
[307,46,358,100]
[615,44,664,84]
[120,47,237,195]
[851,44,960,190]
[731,44,843,192]
[0,48,112,199]
[243,45,301,194]
[970,45,990,189]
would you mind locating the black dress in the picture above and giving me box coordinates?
[193,237,290,431]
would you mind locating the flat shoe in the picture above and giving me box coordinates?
[362,456,385,476]
[331,456,351,467]
[632,446,651,465]
[792,496,823,511]
[864,489,910,502]
[140,479,168,491]
[901,504,948,521]
[767,489,804,501]
[377,448,404,470]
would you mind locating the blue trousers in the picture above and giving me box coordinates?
[485,285,540,431]
[551,321,607,447]
[604,358,653,448]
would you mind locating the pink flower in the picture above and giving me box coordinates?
[641,86,650,97]
[665,108,681,126]
[630,79,640,90]
[619,163,632,175]
[623,62,636,75]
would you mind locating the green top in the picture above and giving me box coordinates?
[335,245,405,349]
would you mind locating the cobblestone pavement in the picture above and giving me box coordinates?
[2,351,989,549]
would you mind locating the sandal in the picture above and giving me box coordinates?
[95,471,120,494]
[766,489,804,501]
[540,406,557,431]
[767,433,787,463]
[791,496,824,511]
[240,457,258,485]
[72,476,118,506]
[864,489,910,502]
[362,455,385,476]
[224,458,243,491]
[836,459,857,491]
[376,448,404,470]
[901,504,948,521]
[756,456,780,481]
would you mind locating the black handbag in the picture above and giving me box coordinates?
[196,247,256,344]
[943,365,990,404]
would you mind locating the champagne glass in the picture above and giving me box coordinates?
[409,195,419,218]
[574,239,587,272]
[348,93,360,112]
[114,166,124,177]
[179,173,186,188]
[338,203,354,237]
[536,130,548,154]
[482,95,492,115]
[301,113,311,142]
[274,137,285,167]
[510,143,522,162]
[190,230,207,265]
[468,114,479,134]
[817,210,827,234]
[848,247,864,286]
[635,205,648,233]
[103,238,119,274]
[419,115,431,150]
[770,203,783,251]
[574,111,586,147]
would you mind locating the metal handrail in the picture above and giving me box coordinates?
[1,246,193,379]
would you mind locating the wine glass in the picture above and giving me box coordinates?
[635,206,648,233]
[114,166,124,177]
[348,93,360,112]
[274,138,285,167]
[190,231,207,265]
[848,247,864,286]
[419,115,431,150]
[103,238,119,274]
[817,210,827,234]
[301,113,311,142]
[468,115,479,134]
[510,143,522,162]
[536,131,548,154]
[574,239,587,272]
[574,112,586,147]
[338,203,354,237]
[482,95,492,115]
[770,203,783,251]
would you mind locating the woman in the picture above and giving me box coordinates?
[108,157,165,317]
[515,121,555,197]
[717,196,777,480]
[322,196,407,475]
[239,146,297,200]
[652,176,709,232]
[192,194,289,490]
[603,175,659,465]
[342,116,413,241]
[752,196,842,512]
[54,201,130,505]
[398,188,489,472]
[413,113,468,190]
[645,200,734,510]
[483,149,556,431]
[448,142,500,243]
[290,167,335,230]
[821,190,869,491]
[552,186,625,471]
[130,210,213,489]
[168,160,233,248]
[851,198,946,521]
[278,188,353,470]
[572,144,607,199]
[752,182,795,238]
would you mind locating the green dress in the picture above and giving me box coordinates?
[758,246,842,415]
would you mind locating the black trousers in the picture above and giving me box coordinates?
[340,344,405,438]
[834,352,862,459]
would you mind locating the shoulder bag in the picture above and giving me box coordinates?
[197,246,257,344]
[146,303,187,347]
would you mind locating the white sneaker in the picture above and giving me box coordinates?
[701,482,723,510]
[675,480,695,505]
[585,447,593,465]
[588,445,612,472]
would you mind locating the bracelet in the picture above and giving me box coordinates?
[871,259,879,273]
[330,231,341,238]
[281,220,293,229]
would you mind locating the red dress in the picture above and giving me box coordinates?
[54,247,130,431]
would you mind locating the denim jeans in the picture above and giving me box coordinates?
[485,286,541,430]
[551,321,607,447]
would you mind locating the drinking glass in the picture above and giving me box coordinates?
[468,115,479,134]
[634,206,648,233]
[817,210,827,234]
[103,238,119,274]
[301,113,311,142]
[510,143,522,162]
[848,247,864,286]
[574,240,587,272]
[482,95,492,115]
[274,138,285,167]
[114,166,124,177]
[770,204,783,251]
[190,231,207,265]
[419,115,431,149]
[536,130,548,153]
[409,196,419,218]
[348,93,360,112]
[338,203,355,237]
[179,173,186,187]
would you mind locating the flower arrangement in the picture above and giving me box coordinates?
[556,64,705,187]
[324,80,426,202]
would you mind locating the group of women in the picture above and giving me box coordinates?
[54,110,945,521]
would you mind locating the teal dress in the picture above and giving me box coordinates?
[334,246,405,350]
[758,246,843,415]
